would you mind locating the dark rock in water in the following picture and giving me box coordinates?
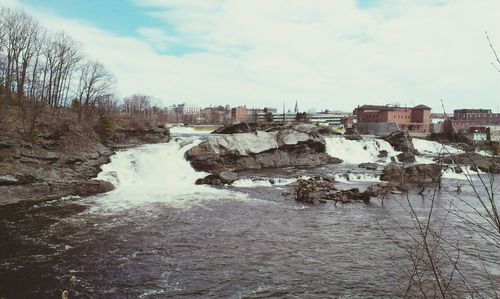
[186,124,342,172]
[213,123,258,134]
[0,179,114,202]
[383,131,416,153]
[378,150,388,158]
[195,171,238,185]
[294,177,336,204]
[454,166,463,174]
[470,165,478,172]
[344,134,362,141]
[383,131,417,163]
[269,178,276,185]
[358,162,378,170]
[440,153,500,173]
[397,152,416,163]
[380,163,441,184]
[293,176,374,204]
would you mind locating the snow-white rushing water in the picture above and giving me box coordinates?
[94,138,248,208]
[169,126,217,135]
[412,138,463,156]
[325,136,399,164]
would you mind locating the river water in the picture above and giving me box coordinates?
[0,135,499,298]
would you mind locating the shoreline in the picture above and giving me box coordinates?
[0,121,170,206]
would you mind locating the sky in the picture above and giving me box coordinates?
[2,0,500,112]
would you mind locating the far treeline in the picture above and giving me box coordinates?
[0,6,172,134]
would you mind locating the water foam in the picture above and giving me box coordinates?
[169,126,218,135]
[325,136,399,164]
[93,138,248,209]
[413,139,462,156]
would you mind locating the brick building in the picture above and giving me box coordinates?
[231,106,248,122]
[446,109,500,133]
[353,104,431,134]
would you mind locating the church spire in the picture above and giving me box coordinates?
[294,100,299,113]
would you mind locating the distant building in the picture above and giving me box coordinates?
[175,103,200,115]
[309,112,350,126]
[446,109,500,134]
[247,107,278,123]
[201,105,231,124]
[353,104,431,135]
[231,106,248,122]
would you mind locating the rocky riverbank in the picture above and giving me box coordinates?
[0,120,170,205]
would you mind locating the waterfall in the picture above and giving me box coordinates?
[325,136,399,164]
[412,138,462,156]
[94,137,246,208]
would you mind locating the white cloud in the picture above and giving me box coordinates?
[11,0,500,112]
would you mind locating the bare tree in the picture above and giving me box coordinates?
[74,60,114,121]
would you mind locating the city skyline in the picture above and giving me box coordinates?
[3,0,500,112]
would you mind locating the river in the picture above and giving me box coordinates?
[0,134,499,298]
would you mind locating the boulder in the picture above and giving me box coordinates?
[383,130,416,153]
[195,171,238,185]
[380,163,441,184]
[212,123,258,134]
[358,162,378,170]
[294,176,336,204]
[383,131,417,163]
[186,124,341,172]
[378,150,388,158]
[293,176,374,204]
[440,153,500,173]
[397,152,416,163]
[344,134,363,141]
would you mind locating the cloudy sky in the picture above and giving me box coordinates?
[4,0,500,112]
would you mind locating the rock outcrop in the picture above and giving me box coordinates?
[186,124,341,172]
[292,176,374,204]
[105,122,170,148]
[358,162,378,170]
[0,121,170,205]
[440,153,500,173]
[212,123,259,134]
[195,171,238,185]
[383,131,417,163]
[380,163,441,184]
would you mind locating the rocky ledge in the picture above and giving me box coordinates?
[440,153,500,173]
[383,130,418,163]
[380,163,442,185]
[186,123,341,173]
[290,176,382,204]
[0,121,170,205]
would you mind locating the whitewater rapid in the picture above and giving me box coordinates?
[94,138,248,209]
[90,134,487,210]
[325,136,399,164]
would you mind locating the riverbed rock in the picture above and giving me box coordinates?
[380,163,441,184]
[212,123,259,134]
[358,162,378,170]
[195,171,238,185]
[440,153,500,173]
[293,176,375,204]
[396,152,416,163]
[378,150,388,158]
[383,131,417,162]
[186,124,341,172]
